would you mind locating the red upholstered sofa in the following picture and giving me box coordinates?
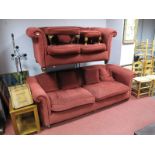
[26,27,117,69]
[27,64,134,127]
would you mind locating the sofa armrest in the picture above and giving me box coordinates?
[26,27,44,38]
[95,28,117,62]
[26,27,47,68]
[26,77,51,127]
[107,64,134,87]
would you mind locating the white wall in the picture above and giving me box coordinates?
[0,19,106,75]
[137,19,155,41]
[120,44,134,65]
[106,19,124,65]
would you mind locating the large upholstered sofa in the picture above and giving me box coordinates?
[26,26,117,69]
[27,64,134,127]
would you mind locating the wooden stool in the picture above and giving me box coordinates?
[132,76,152,98]
[9,104,40,135]
[145,75,155,96]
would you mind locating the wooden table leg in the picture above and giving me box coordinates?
[137,81,141,98]
[10,113,19,135]
[34,107,40,132]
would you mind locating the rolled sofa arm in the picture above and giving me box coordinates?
[26,27,47,68]
[99,28,117,37]
[95,28,117,62]
[107,64,134,87]
[100,28,117,50]
[26,77,51,127]
[26,27,44,38]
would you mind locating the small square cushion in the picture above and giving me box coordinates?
[83,67,100,85]
[57,35,72,44]
[36,73,58,92]
[99,67,114,81]
[58,70,81,90]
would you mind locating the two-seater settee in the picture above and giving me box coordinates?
[27,64,134,127]
[26,26,117,70]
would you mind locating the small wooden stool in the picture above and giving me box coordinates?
[9,104,40,135]
[132,76,152,98]
[145,75,155,96]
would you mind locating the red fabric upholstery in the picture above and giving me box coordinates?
[36,73,58,92]
[83,81,129,101]
[83,67,100,85]
[42,27,80,35]
[99,67,114,81]
[48,88,95,111]
[49,92,129,125]
[47,44,80,56]
[57,35,72,44]
[26,27,117,68]
[94,28,117,63]
[58,70,81,90]
[26,27,48,67]
[27,64,134,127]
[80,30,101,37]
[107,64,134,87]
[81,43,106,54]
[26,77,51,126]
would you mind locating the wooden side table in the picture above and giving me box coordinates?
[9,104,40,135]
[132,76,152,98]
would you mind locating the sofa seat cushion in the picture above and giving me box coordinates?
[83,81,129,101]
[81,43,106,54]
[48,87,95,111]
[47,44,80,56]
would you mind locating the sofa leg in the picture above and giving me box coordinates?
[46,125,51,128]
[105,60,108,64]
[41,67,47,72]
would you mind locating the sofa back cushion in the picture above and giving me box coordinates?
[83,67,100,85]
[58,69,81,90]
[99,67,114,81]
[57,35,72,44]
[36,73,59,92]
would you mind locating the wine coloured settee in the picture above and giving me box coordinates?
[27,64,134,127]
[26,26,117,69]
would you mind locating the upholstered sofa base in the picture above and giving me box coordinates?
[27,64,134,127]
[49,92,129,127]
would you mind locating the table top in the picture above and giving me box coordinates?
[9,103,36,113]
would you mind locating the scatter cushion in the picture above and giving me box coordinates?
[83,67,100,85]
[36,73,58,92]
[99,67,115,81]
[58,70,81,90]
[57,35,72,44]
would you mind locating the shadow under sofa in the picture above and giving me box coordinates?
[27,64,134,127]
